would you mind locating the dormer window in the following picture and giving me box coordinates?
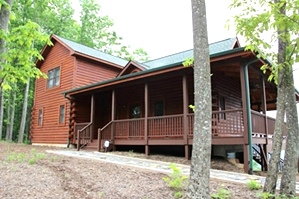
[47,67,60,88]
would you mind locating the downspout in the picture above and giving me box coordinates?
[64,93,73,148]
[244,58,259,174]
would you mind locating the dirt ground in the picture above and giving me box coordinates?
[0,142,262,199]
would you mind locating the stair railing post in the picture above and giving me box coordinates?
[97,128,101,152]
[77,129,80,151]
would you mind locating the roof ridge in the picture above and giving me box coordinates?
[142,37,236,64]
[53,34,128,66]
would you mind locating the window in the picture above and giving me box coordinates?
[154,101,164,116]
[130,104,141,118]
[47,67,60,88]
[38,109,43,126]
[59,105,65,124]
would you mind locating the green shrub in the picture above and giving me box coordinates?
[247,179,262,190]
[163,163,188,198]
[211,186,231,199]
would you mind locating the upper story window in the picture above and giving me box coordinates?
[47,67,60,88]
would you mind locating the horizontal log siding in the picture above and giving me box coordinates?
[31,42,72,144]
[116,85,144,119]
[74,96,91,123]
[149,76,183,116]
[75,59,120,87]
[212,72,242,110]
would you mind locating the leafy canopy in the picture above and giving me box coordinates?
[229,0,299,84]
[0,21,51,90]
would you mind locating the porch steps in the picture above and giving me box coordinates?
[83,139,98,151]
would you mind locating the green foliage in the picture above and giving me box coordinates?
[211,185,231,199]
[5,148,47,165]
[189,104,195,112]
[256,192,299,199]
[163,163,188,198]
[183,58,194,67]
[229,0,299,84]
[247,179,262,190]
[0,20,51,90]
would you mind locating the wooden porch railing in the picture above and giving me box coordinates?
[188,109,244,137]
[96,109,279,144]
[251,110,276,135]
[75,122,92,151]
[212,109,244,137]
[114,118,145,138]
[98,121,113,151]
[148,115,183,138]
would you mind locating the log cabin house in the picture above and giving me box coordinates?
[31,34,299,173]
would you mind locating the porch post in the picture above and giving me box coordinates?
[243,59,259,174]
[90,94,95,141]
[260,75,269,170]
[144,83,149,155]
[111,90,115,150]
[260,75,269,143]
[183,75,189,159]
[240,65,249,173]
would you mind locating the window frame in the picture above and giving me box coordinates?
[59,104,65,124]
[38,108,43,126]
[47,66,61,89]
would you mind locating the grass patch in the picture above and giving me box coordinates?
[211,185,231,199]
[247,179,262,190]
[5,148,47,165]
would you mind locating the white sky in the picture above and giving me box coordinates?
[96,0,235,59]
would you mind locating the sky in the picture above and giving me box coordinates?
[96,0,235,59]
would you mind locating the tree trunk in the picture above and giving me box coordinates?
[8,88,16,140]
[187,0,212,198]
[280,65,299,196]
[5,90,11,141]
[0,0,13,87]
[0,88,4,139]
[0,0,13,138]
[18,78,30,143]
[263,80,286,193]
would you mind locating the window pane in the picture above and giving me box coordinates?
[59,105,65,124]
[38,109,43,126]
[130,105,141,118]
[48,79,53,88]
[48,70,53,79]
[54,77,60,86]
[154,101,164,116]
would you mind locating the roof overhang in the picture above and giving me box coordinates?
[36,34,124,70]
[63,47,263,96]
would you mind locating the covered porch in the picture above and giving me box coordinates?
[66,49,278,172]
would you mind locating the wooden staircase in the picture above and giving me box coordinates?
[82,139,98,151]
[81,139,114,152]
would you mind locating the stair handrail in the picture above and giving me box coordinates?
[77,122,92,151]
[97,121,113,151]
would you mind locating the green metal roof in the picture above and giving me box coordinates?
[63,47,246,95]
[55,35,128,67]
[142,38,237,68]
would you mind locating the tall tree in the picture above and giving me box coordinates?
[187,0,211,198]
[0,0,13,140]
[230,0,299,196]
